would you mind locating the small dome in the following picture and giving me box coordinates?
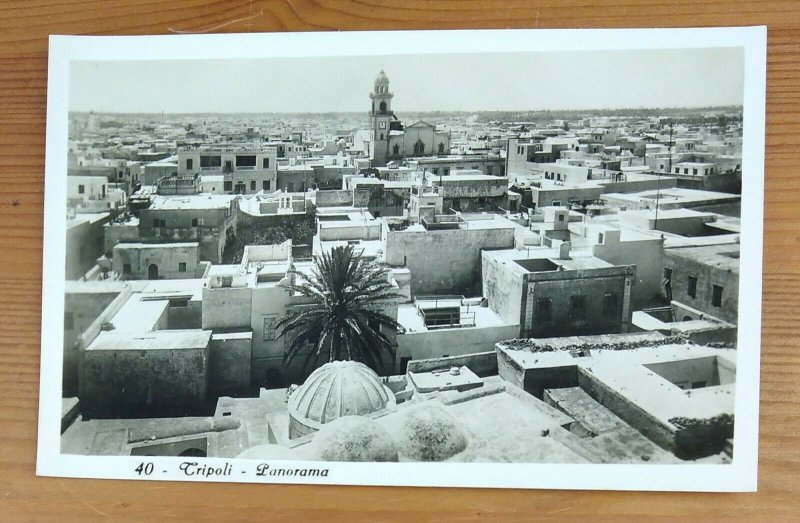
[395,405,468,461]
[374,70,390,86]
[312,416,398,462]
[288,361,393,438]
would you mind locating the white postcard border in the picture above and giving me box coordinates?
[38,27,767,492]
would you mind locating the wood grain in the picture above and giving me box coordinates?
[0,1,797,520]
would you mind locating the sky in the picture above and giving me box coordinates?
[69,48,744,113]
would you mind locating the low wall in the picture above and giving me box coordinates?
[406,351,498,377]
[577,367,677,453]
[397,323,519,366]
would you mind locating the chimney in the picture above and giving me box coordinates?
[559,241,571,260]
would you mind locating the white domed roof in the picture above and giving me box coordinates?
[374,70,390,86]
[289,361,391,426]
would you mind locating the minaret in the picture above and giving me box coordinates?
[369,70,393,167]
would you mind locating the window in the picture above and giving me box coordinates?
[64,311,74,330]
[569,295,587,322]
[200,155,221,168]
[552,200,561,206]
[250,180,256,191]
[186,158,193,170]
[598,233,604,244]
[224,181,232,192]
[438,143,445,154]
[432,168,439,175]
[191,218,198,227]
[262,315,278,341]
[684,168,689,174]
[535,298,552,322]
[602,293,618,319]
[379,133,384,140]
[413,140,425,154]
[179,262,187,272]
[262,180,270,191]
[152,219,165,228]
[692,168,698,175]
[262,157,269,168]
[393,144,400,155]
[558,214,565,222]
[687,276,697,298]
[712,285,723,307]
[123,263,131,274]
[78,184,85,194]
[236,155,256,167]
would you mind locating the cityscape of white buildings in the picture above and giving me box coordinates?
[61,71,743,464]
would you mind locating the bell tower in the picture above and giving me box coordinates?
[369,70,393,167]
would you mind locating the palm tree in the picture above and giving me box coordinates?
[276,245,401,373]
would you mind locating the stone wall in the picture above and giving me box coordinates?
[663,249,739,324]
[209,332,252,395]
[385,225,516,296]
[524,270,634,338]
[202,286,252,330]
[80,345,209,419]
[112,243,200,280]
[63,289,122,396]
[315,189,353,207]
[66,215,110,280]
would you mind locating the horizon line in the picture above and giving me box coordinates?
[70,105,743,116]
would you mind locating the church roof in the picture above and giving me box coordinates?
[406,120,435,128]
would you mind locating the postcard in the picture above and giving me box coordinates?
[38,27,766,491]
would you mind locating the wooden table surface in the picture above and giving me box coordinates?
[0,1,797,521]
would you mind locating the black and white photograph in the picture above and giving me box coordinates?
[38,28,766,491]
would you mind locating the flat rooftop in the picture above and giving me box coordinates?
[500,340,736,425]
[87,329,212,352]
[665,243,740,273]
[67,212,110,228]
[485,247,615,273]
[605,187,741,205]
[397,301,508,333]
[113,242,198,250]
[148,194,235,211]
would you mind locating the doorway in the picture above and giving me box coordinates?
[148,264,159,280]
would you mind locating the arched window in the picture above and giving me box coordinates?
[438,143,445,154]
[413,140,425,155]
[379,101,387,113]
[179,448,207,457]
[393,144,399,156]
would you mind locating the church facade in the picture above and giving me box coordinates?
[368,70,450,167]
